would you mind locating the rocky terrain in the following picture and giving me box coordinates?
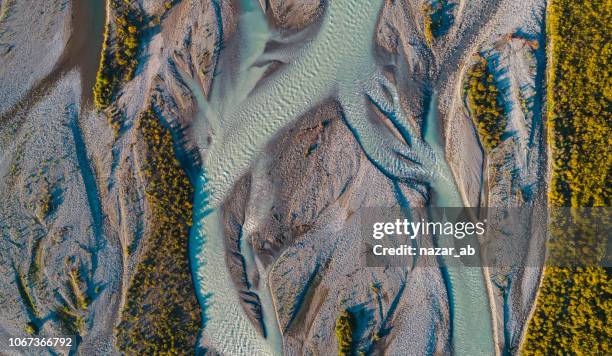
[0,0,557,355]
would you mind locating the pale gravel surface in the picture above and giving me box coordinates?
[0,0,70,117]
[0,70,122,355]
[262,122,451,354]
[224,101,451,354]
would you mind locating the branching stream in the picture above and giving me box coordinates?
[188,1,495,354]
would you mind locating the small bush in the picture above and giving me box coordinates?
[423,1,454,45]
[68,268,88,311]
[28,236,45,284]
[16,269,40,319]
[423,4,441,45]
[36,184,52,221]
[55,305,84,335]
[335,309,354,356]
[24,322,37,335]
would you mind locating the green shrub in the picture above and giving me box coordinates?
[423,3,442,45]
[35,182,52,222]
[423,1,453,45]
[465,56,506,151]
[68,268,88,311]
[55,305,84,334]
[28,236,45,284]
[16,269,40,319]
[93,0,143,109]
[0,0,15,25]
[24,322,37,335]
[335,309,354,356]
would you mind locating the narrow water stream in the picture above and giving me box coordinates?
[424,93,496,356]
[70,0,107,108]
[0,0,106,124]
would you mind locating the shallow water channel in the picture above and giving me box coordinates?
[424,93,495,355]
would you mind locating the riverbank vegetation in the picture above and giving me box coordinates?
[0,0,15,28]
[55,262,88,335]
[522,0,611,354]
[465,56,506,151]
[115,109,200,354]
[93,0,143,109]
[55,305,84,334]
[16,268,41,334]
[423,1,455,45]
[35,183,52,222]
[335,309,354,355]
[28,236,45,284]
[68,268,88,311]
[16,268,40,319]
